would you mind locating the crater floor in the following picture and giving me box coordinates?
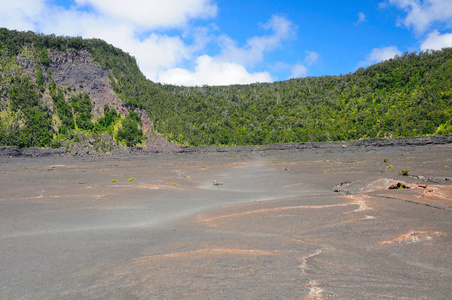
[1,144,451,299]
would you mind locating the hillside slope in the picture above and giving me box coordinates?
[0,28,177,152]
[148,50,452,146]
[1,28,451,149]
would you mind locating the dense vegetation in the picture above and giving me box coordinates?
[148,50,452,145]
[1,28,451,148]
[3,76,53,147]
[117,111,143,147]
[0,28,144,148]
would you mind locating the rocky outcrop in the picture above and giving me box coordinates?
[47,49,120,115]
[180,135,452,154]
[0,146,65,157]
[46,49,161,138]
[333,178,411,195]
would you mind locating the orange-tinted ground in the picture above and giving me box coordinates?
[0,144,451,299]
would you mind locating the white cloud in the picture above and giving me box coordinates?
[155,15,296,85]
[420,30,452,50]
[369,46,402,61]
[0,0,46,31]
[85,27,191,81]
[286,51,320,79]
[0,0,217,83]
[158,55,272,86]
[273,51,319,80]
[289,64,308,79]
[216,15,296,67]
[355,12,367,25]
[32,10,197,82]
[38,7,101,37]
[388,0,452,33]
[304,51,320,65]
[0,1,296,86]
[74,0,217,30]
[359,46,402,67]
[157,14,296,85]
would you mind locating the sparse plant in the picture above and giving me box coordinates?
[398,169,409,176]
[110,179,117,183]
[128,177,134,182]
[386,165,393,168]
[388,182,409,189]
[384,158,388,163]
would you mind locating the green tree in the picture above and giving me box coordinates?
[117,114,142,146]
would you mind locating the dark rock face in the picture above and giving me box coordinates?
[262,134,452,151]
[2,134,451,158]
[48,49,120,115]
[0,146,64,157]
[408,174,452,183]
[44,50,165,145]
[333,178,411,195]
[10,48,121,116]
[0,147,22,157]
[180,134,452,154]
[37,48,176,154]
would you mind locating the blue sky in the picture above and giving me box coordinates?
[1,0,452,85]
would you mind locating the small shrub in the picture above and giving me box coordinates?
[50,139,61,148]
[384,158,388,163]
[110,179,117,183]
[388,182,410,189]
[398,169,409,176]
[386,165,393,168]
[128,177,134,182]
[117,116,143,147]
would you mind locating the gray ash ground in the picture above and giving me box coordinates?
[1,136,451,299]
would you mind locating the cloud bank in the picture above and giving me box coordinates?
[74,0,217,30]
[370,0,452,68]
[420,30,452,50]
[355,12,367,25]
[0,0,300,86]
[386,0,452,50]
[388,0,452,33]
[159,15,297,85]
[159,55,272,86]
[359,46,402,67]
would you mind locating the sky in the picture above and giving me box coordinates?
[1,0,452,86]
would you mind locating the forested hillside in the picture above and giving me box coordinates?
[149,50,452,145]
[1,28,451,149]
[0,28,147,149]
